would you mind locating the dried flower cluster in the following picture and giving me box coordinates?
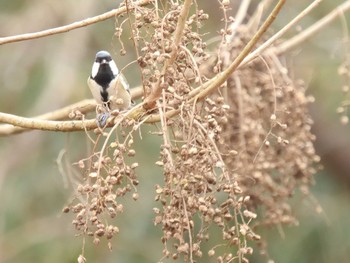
[64,119,139,250]
[219,26,319,229]
[129,2,210,100]
[64,1,319,262]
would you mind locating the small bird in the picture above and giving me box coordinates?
[87,51,132,125]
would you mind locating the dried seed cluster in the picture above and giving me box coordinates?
[66,1,319,262]
[64,120,139,250]
[219,28,319,230]
[120,3,209,101]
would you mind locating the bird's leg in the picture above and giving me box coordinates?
[95,104,111,128]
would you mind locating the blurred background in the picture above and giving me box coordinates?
[0,0,349,262]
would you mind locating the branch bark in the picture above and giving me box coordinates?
[0,87,143,136]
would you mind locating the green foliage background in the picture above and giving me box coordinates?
[0,1,349,262]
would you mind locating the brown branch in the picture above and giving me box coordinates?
[0,100,95,136]
[143,0,192,109]
[0,103,146,135]
[0,0,153,45]
[0,112,97,132]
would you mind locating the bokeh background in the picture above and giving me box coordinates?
[0,0,349,262]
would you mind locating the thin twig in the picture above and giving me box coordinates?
[273,0,350,55]
[227,0,251,42]
[240,0,323,67]
[192,0,286,101]
[0,0,153,45]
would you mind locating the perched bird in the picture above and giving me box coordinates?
[88,50,132,112]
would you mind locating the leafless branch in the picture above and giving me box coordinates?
[0,86,143,136]
[0,0,153,45]
[5,0,341,137]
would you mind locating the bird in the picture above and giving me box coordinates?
[87,50,132,126]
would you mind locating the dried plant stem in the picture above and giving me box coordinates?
[0,0,153,45]
[274,0,350,55]
[193,0,286,101]
[227,0,251,41]
[143,0,192,109]
[241,0,323,67]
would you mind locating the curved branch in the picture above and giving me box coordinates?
[0,0,153,45]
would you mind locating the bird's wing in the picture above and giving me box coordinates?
[116,73,130,92]
[116,73,135,104]
[87,77,104,104]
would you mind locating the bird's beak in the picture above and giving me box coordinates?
[101,59,108,64]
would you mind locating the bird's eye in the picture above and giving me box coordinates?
[96,56,112,63]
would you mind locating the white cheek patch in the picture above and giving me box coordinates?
[109,60,119,76]
[91,62,99,78]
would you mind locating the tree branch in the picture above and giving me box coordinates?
[0,0,153,45]
[0,112,97,133]
[0,86,144,136]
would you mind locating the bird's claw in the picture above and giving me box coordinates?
[96,112,111,128]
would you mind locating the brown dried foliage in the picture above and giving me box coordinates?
[64,1,319,262]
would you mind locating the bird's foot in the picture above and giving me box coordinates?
[96,112,111,128]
